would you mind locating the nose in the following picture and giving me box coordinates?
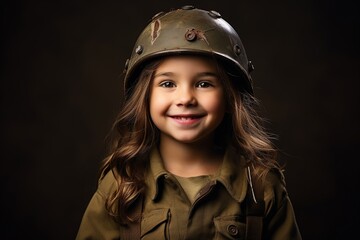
[175,86,197,107]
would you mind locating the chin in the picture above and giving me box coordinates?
[173,135,208,144]
[175,137,199,144]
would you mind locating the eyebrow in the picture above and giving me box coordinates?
[154,72,219,78]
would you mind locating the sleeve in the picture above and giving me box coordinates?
[75,171,120,240]
[263,171,302,240]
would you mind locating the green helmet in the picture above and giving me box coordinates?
[123,6,254,96]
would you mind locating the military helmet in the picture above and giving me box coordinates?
[123,6,254,97]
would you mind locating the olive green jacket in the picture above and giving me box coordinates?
[76,147,302,240]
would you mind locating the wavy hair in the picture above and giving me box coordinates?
[100,57,280,223]
[218,65,280,178]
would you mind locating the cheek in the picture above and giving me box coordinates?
[203,92,226,114]
[149,91,168,116]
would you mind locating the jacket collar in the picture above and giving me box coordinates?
[147,148,168,201]
[212,146,248,202]
[146,146,248,203]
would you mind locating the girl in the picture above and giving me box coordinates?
[76,6,302,240]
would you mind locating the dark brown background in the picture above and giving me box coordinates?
[1,0,359,239]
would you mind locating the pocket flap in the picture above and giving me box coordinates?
[214,215,246,240]
[141,208,170,236]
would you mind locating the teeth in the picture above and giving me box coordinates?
[175,117,195,120]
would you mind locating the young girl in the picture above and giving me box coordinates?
[76,6,302,240]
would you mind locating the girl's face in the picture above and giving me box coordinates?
[149,55,226,145]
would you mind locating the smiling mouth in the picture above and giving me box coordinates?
[169,114,205,125]
[170,113,205,119]
[172,116,200,120]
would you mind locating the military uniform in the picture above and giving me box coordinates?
[76,147,302,239]
[76,6,302,240]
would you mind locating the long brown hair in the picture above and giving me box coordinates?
[218,64,280,178]
[100,60,161,223]
[100,57,279,223]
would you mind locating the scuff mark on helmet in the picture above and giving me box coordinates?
[196,30,209,45]
[151,19,161,45]
[185,28,210,45]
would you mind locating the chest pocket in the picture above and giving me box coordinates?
[141,208,170,240]
[214,215,246,240]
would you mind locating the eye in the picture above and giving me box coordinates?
[196,81,213,88]
[159,81,176,88]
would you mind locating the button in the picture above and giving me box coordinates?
[208,10,221,18]
[234,44,241,56]
[248,61,255,72]
[151,11,164,21]
[185,29,197,41]
[135,45,143,55]
[227,224,239,236]
[181,5,195,10]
